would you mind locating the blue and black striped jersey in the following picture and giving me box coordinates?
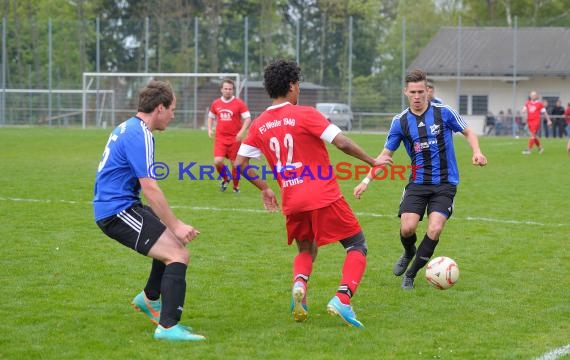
[385,103,467,185]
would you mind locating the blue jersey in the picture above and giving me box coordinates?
[93,117,154,221]
[385,103,467,185]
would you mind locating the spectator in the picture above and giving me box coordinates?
[495,110,506,136]
[515,110,526,137]
[484,111,496,136]
[542,99,551,138]
[550,99,566,138]
[565,102,570,138]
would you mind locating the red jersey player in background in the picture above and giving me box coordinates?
[521,90,552,155]
[235,59,391,328]
[208,78,251,192]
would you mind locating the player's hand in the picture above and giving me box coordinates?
[236,131,246,142]
[208,129,214,139]
[173,220,200,245]
[373,154,393,167]
[353,182,368,199]
[472,152,488,167]
[261,188,279,212]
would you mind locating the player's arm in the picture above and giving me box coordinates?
[207,111,216,139]
[461,128,487,167]
[139,177,199,244]
[234,154,279,212]
[353,148,394,199]
[542,109,553,126]
[331,132,380,167]
[236,115,252,141]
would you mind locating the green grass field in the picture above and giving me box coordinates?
[0,127,568,359]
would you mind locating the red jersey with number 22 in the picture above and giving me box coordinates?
[240,102,342,215]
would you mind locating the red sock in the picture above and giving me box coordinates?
[232,166,239,189]
[216,164,229,182]
[527,138,534,149]
[293,252,313,288]
[534,138,541,148]
[336,251,367,305]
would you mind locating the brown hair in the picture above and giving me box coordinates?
[137,80,174,113]
[405,68,427,85]
[221,78,235,89]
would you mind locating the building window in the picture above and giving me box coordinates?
[459,95,468,114]
[472,95,488,115]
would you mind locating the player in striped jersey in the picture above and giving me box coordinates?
[354,68,487,289]
[93,80,205,341]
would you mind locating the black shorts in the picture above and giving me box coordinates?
[96,204,166,255]
[398,183,457,221]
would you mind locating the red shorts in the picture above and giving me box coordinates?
[214,136,240,160]
[285,197,361,247]
[528,120,540,134]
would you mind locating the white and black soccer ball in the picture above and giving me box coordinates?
[425,256,459,290]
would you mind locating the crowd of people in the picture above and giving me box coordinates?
[482,93,570,155]
[485,97,570,139]
[92,63,569,342]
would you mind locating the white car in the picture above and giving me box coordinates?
[316,103,354,131]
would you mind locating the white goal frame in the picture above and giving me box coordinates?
[82,72,241,129]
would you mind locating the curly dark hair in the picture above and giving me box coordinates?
[263,59,301,99]
[138,80,174,113]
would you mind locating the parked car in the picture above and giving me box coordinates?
[315,102,354,131]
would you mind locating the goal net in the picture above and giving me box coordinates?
[82,72,241,129]
[0,88,114,126]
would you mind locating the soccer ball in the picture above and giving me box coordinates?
[425,256,459,290]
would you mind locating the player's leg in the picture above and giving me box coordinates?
[403,184,456,289]
[214,139,231,191]
[326,231,367,329]
[229,141,242,193]
[525,123,540,154]
[137,205,165,308]
[311,198,366,328]
[337,231,367,305]
[394,184,425,277]
[146,229,205,341]
[292,239,315,322]
[96,205,204,341]
[286,213,315,322]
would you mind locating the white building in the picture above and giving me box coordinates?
[409,27,570,134]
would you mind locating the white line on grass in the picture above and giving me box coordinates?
[536,344,570,360]
[1,196,567,228]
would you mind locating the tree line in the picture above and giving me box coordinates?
[1,0,568,112]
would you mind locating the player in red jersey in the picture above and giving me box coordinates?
[208,78,251,192]
[521,90,552,155]
[235,60,391,328]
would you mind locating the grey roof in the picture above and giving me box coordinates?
[409,27,570,77]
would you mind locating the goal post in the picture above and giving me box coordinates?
[82,72,241,129]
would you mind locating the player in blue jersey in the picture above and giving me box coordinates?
[93,80,205,341]
[354,68,487,289]
[427,78,443,104]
